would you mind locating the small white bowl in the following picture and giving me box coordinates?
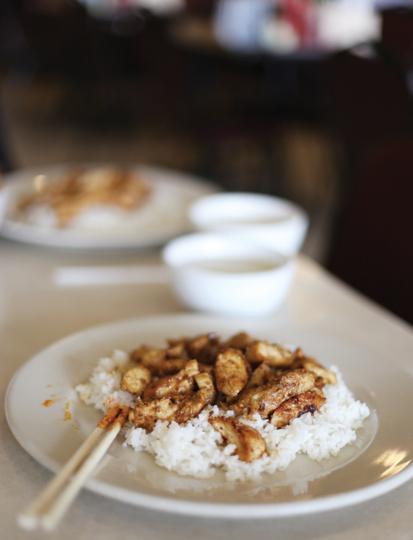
[163,233,294,316]
[189,192,308,256]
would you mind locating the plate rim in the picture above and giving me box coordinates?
[5,314,413,518]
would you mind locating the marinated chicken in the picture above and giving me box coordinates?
[186,333,220,364]
[224,332,253,351]
[131,397,180,431]
[270,389,326,428]
[198,363,214,375]
[132,345,186,375]
[215,348,249,399]
[121,365,151,395]
[104,331,338,462]
[232,369,316,418]
[131,345,165,367]
[246,341,294,367]
[248,363,274,387]
[292,348,337,387]
[209,416,266,462]
[166,340,188,359]
[174,372,215,424]
[142,360,198,400]
[300,357,336,387]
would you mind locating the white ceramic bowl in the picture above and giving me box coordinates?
[163,233,294,316]
[189,192,308,256]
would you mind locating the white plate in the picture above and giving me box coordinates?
[5,314,413,518]
[0,164,217,249]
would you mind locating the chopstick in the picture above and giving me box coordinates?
[18,406,129,531]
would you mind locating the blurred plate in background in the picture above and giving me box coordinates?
[0,164,217,249]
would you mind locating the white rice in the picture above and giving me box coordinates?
[76,350,370,481]
[75,349,135,411]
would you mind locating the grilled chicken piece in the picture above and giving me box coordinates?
[121,365,151,395]
[186,333,220,364]
[225,332,253,351]
[270,389,326,428]
[166,340,188,359]
[154,359,189,376]
[131,345,164,366]
[209,416,266,462]
[302,357,336,386]
[131,398,179,431]
[246,341,293,367]
[132,346,187,375]
[292,349,336,387]
[174,372,215,424]
[232,369,316,418]
[215,348,249,399]
[142,360,199,400]
[248,363,274,388]
[186,333,215,354]
[126,334,334,435]
[199,363,214,375]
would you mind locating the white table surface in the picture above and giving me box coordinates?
[1,238,412,540]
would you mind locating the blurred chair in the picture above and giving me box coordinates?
[328,43,413,153]
[326,9,413,323]
[327,138,413,324]
[184,0,217,17]
[328,7,413,153]
[380,7,413,71]
[0,112,14,173]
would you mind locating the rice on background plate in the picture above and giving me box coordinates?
[76,349,370,482]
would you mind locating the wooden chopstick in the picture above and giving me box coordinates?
[18,406,128,531]
[41,423,122,531]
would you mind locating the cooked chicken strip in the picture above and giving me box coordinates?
[301,357,336,386]
[209,416,266,462]
[215,348,249,399]
[292,349,336,386]
[248,363,274,387]
[186,333,215,354]
[142,360,199,400]
[154,359,189,376]
[131,346,187,375]
[124,334,335,441]
[121,365,151,395]
[166,341,188,359]
[199,363,214,375]
[270,389,326,428]
[232,369,316,418]
[131,398,179,431]
[225,332,253,351]
[246,341,293,367]
[186,333,220,364]
[174,372,215,424]
[131,346,164,366]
